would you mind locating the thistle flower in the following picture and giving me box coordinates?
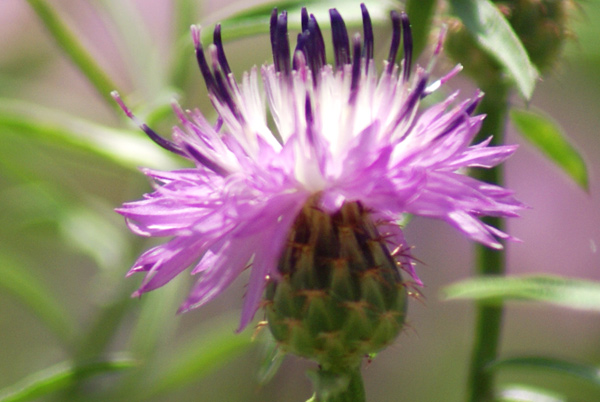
[114,4,523,335]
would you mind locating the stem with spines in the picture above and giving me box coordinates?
[307,366,366,402]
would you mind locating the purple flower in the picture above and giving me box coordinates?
[114,5,523,331]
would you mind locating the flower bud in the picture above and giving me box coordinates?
[263,198,408,370]
[497,0,569,71]
[446,0,570,82]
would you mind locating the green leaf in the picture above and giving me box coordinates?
[0,161,129,273]
[442,275,600,312]
[112,277,185,397]
[489,357,600,388]
[258,332,286,385]
[0,357,136,402]
[0,250,78,347]
[59,204,129,271]
[449,0,538,99]
[95,0,166,96]
[511,108,589,191]
[497,384,566,402]
[25,0,122,113]
[127,279,184,359]
[146,315,254,397]
[74,282,138,362]
[0,99,178,171]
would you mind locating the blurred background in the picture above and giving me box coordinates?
[1,0,599,401]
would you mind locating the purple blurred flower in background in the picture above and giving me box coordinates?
[114,4,523,330]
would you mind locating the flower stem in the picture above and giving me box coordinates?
[467,81,510,402]
[307,366,366,402]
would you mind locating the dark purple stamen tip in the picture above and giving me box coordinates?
[112,91,186,157]
[301,7,309,32]
[436,113,467,140]
[184,144,229,176]
[360,3,373,62]
[294,31,309,71]
[395,74,428,130]
[269,8,278,54]
[294,11,326,83]
[277,14,292,75]
[140,124,187,156]
[307,15,326,75]
[329,8,350,70]
[465,93,483,116]
[191,26,217,94]
[270,11,291,75]
[213,24,232,76]
[212,62,238,116]
[350,34,362,101]
[433,94,484,140]
[208,45,243,121]
[400,12,413,81]
[387,10,401,74]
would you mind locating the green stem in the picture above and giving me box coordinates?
[405,0,437,59]
[168,0,197,91]
[467,81,510,402]
[26,0,122,114]
[308,367,366,402]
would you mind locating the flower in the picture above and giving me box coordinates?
[114,4,523,331]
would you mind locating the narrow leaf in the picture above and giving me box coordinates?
[59,205,129,271]
[443,275,600,312]
[511,108,588,191]
[74,282,138,361]
[0,357,136,402]
[0,99,178,171]
[497,384,566,402]
[489,357,600,388]
[258,332,286,385]
[146,315,254,397]
[127,279,183,359]
[0,160,129,273]
[449,0,538,99]
[25,0,122,113]
[96,0,165,96]
[112,277,185,397]
[0,251,78,347]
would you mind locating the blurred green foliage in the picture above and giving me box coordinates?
[1,0,599,401]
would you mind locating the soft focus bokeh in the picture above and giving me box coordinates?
[1,1,599,401]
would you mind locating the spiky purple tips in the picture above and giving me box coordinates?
[111,91,185,156]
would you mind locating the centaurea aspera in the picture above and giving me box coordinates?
[114,5,523,336]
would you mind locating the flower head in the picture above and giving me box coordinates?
[115,5,523,331]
